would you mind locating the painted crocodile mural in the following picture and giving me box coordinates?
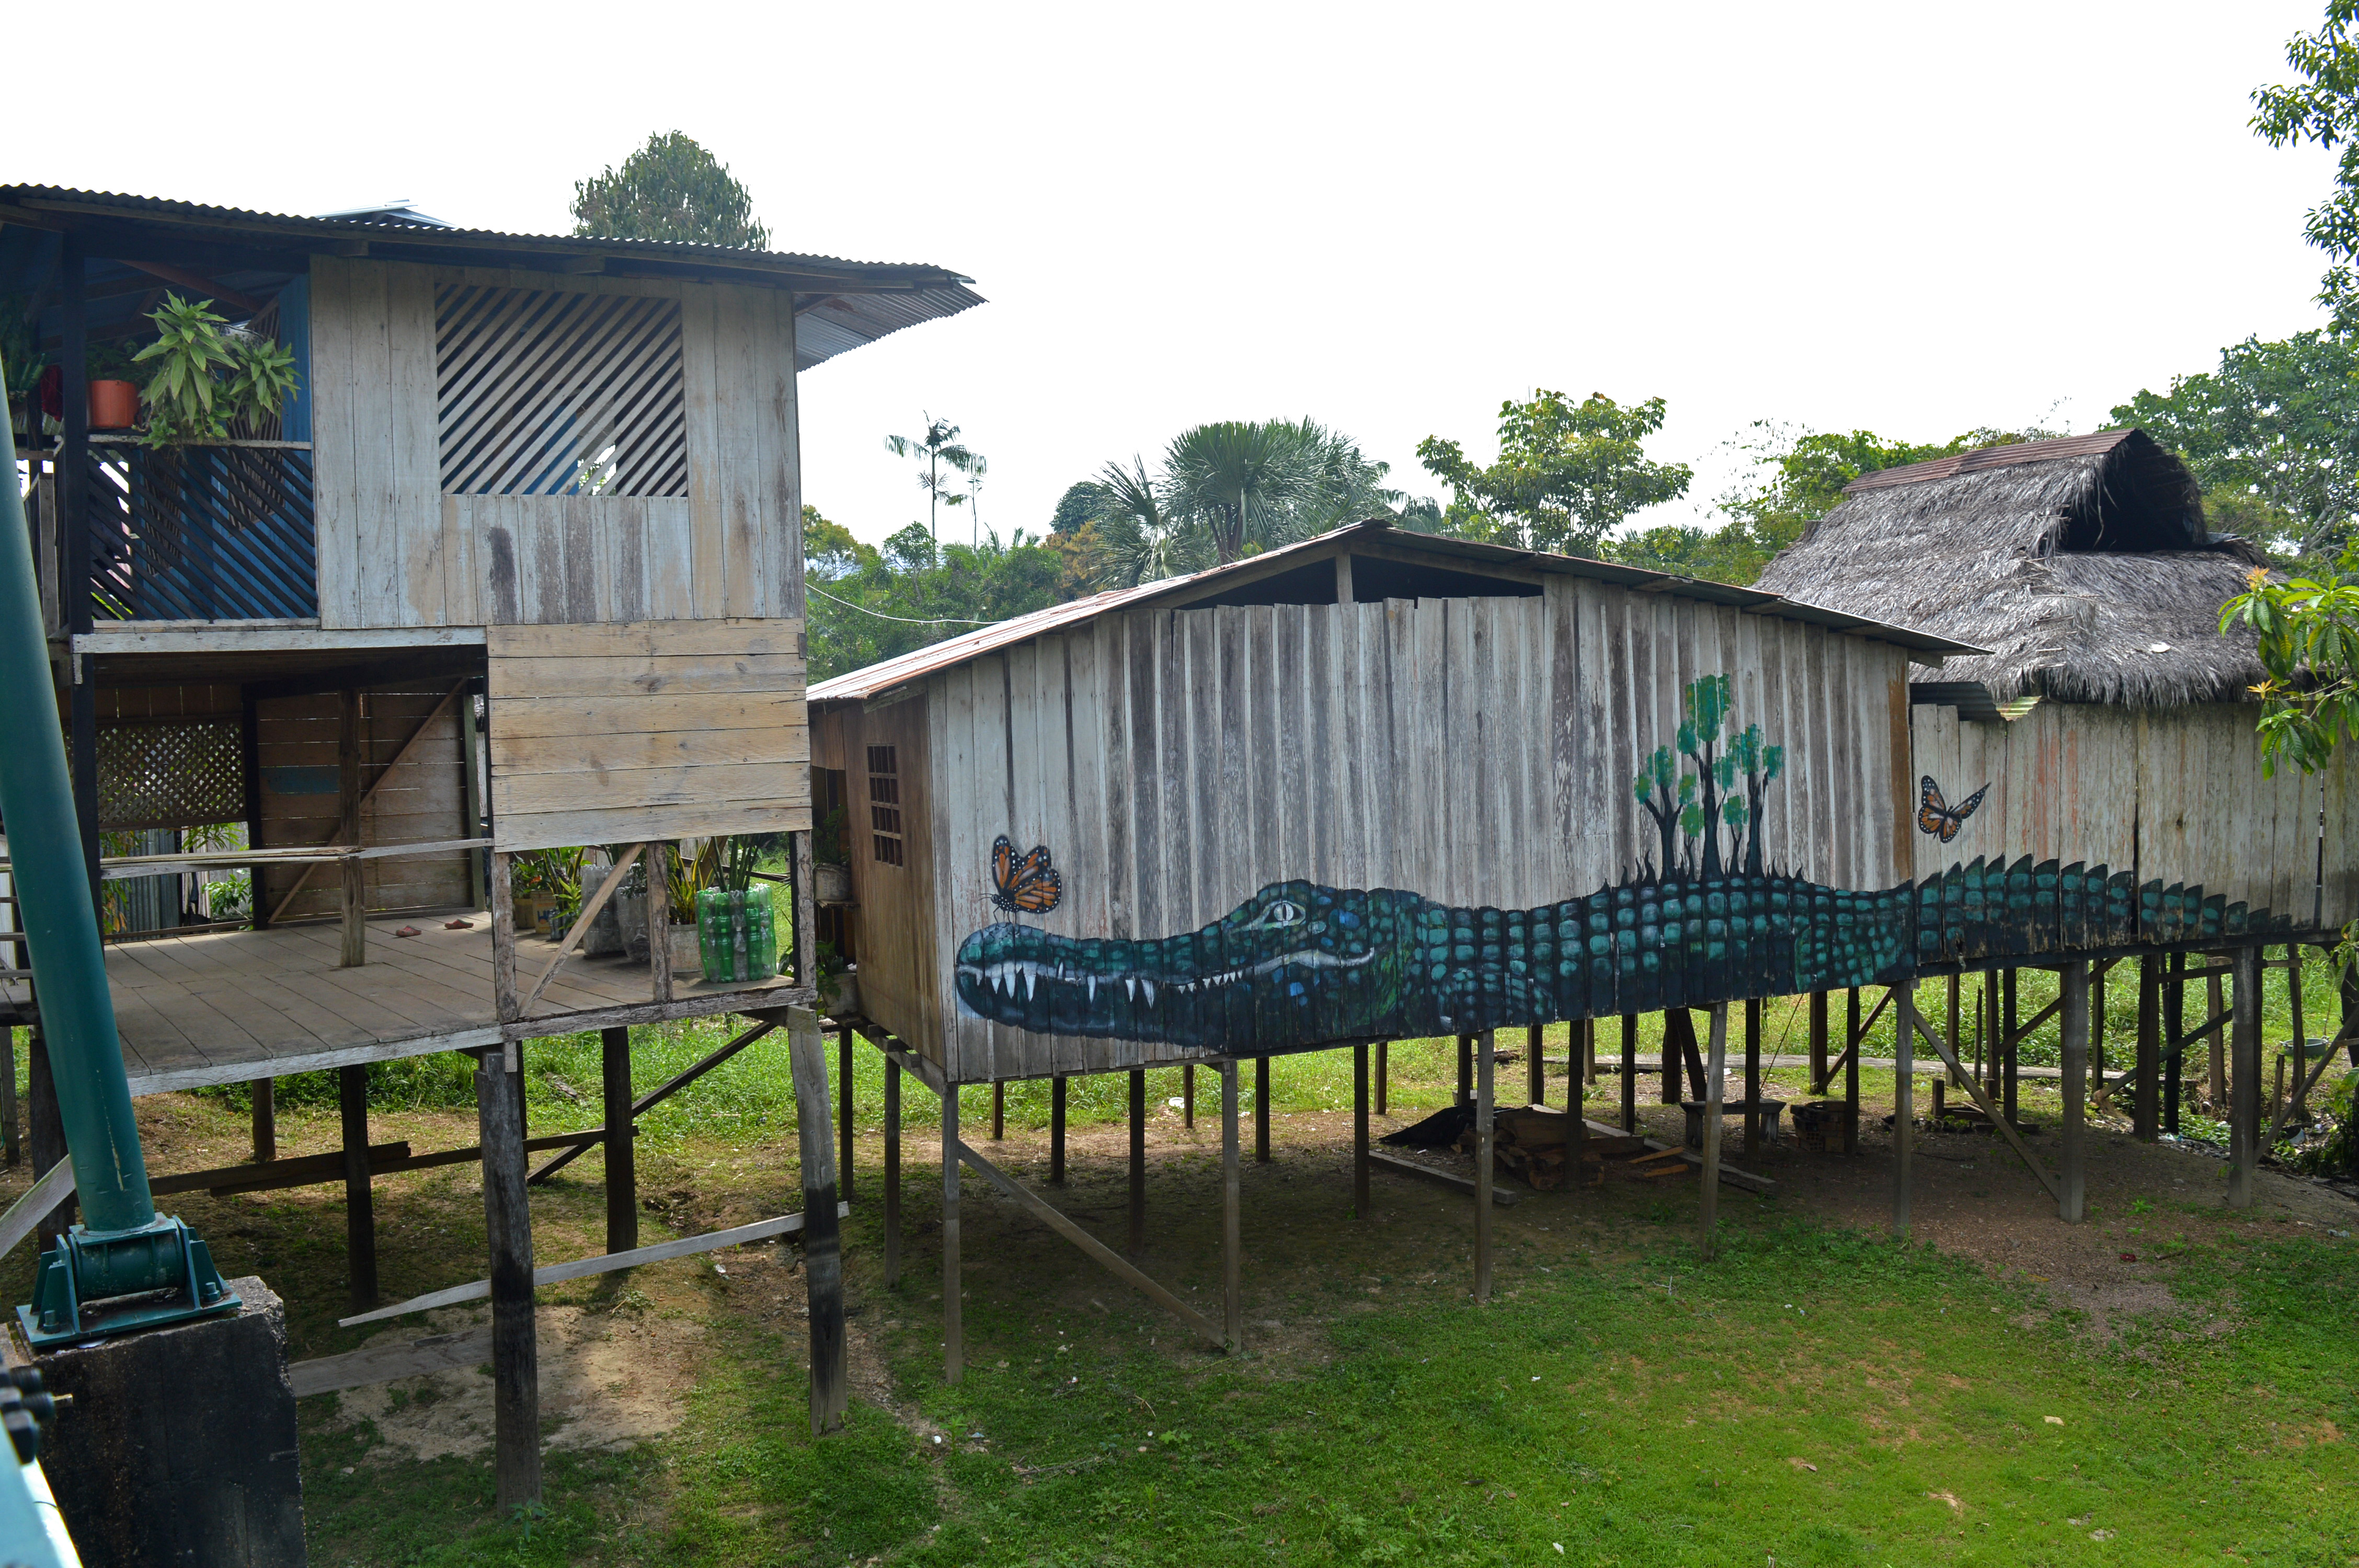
[953,858,2296,1048]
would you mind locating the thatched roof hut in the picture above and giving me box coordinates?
[1754,430,2271,707]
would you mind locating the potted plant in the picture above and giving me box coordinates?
[509,847,581,939]
[132,294,300,445]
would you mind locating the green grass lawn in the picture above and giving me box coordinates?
[101,1014,2336,1568]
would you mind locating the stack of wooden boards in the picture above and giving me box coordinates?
[1450,1105,1656,1190]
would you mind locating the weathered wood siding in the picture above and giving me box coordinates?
[1913,700,2355,936]
[307,258,801,630]
[257,684,471,918]
[882,584,1913,1080]
[830,692,940,1051]
[484,619,809,852]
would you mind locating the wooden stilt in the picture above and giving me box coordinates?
[2207,967,2228,1110]
[2091,963,2108,1094]
[1742,998,1762,1157]
[942,1082,961,1385]
[2001,968,2019,1126]
[1183,1063,1195,1129]
[1474,1027,1494,1302]
[2229,946,2262,1209]
[250,1076,276,1163]
[839,1026,855,1201]
[600,1027,636,1254]
[1842,988,1861,1156]
[1983,969,2001,1100]
[1893,982,1916,1238]
[1458,1033,1474,1109]
[338,854,368,969]
[1374,1042,1388,1116]
[1353,1044,1370,1219]
[1049,1076,1067,1184]
[340,1064,377,1310]
[2285,944,2308,1133]
[0,1028,16,1168]
[337,689,365,970]
[1583,1018,1598,1088]
[1807,991,1829,1094]
[788,1007,847,1434]
[645,841,673,1005]
[991,1081,1005,1142]
[477,1045,540,1509]
[1255,1057,1270,1163]
[1221,1061,1242,1352]
[27,1028,68,1248]
[2165,951,2186,1135]
[2060,961,2087,1223]
[1129,1068,1147,1253]
[2135,954,2161,1140]
[1526,1023,1544,1105]
[1620,1013,1637,1132]
[883,1057,901,1286]
[1661,1012,1678,1104]
[1700,1002,1727,1260]
[1670,1008,1707,1100]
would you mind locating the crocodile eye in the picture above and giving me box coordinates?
[1262,900,1304,927]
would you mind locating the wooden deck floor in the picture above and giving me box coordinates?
[0,908,808,1096]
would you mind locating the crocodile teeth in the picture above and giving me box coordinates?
[1087,976,1097,1002]
[1142,979,1156,1006]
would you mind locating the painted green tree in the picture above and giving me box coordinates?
[1631,675,1786,878]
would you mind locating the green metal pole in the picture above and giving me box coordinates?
[0,376,154,1235]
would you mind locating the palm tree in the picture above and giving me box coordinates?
[1089,456,1204,587]
[1161,421,1320,564]
[884,414,983,543]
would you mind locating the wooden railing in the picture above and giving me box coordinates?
[81,437,317,621]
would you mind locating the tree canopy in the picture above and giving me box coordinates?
[571,132,771,249]
[2253,2,2359,331]
[1416,390,1692,555]
[804,508,1069,681]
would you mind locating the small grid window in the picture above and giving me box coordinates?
[868,746,904,867]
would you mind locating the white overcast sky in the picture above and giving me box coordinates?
[22,1,2341,545]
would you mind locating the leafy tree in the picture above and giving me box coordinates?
[571,132,770,248]
[803,508,1073,682]
[883,415,984,543]
[2112,332,2359,564]
[2220,541,2359,779]
[2253,3,2359,331]
[1160,420,1320,564]
[1417,390,1692,554]
[1050,481,1107,536]
[1083,456,1206,587]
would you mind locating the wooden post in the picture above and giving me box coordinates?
[2135,954,2161,1140]
[1620,1013,1637,1132]
[1128,1069,1147,1254]
[2287,944,2308,1129]
[792,829,818,987]
[1049,1076,1067,1184]
[2001,968,2019,1126]
[787,1007,847,1434]
[1742,997,1762,1157]
[249,1077,276,1164]
[646,841,673,1005]
[883,1057,901,1286]
[1255,1057,1271,1163]
[477,1046,540,1509]
[1893,982,1916,1238]
[1220,1060,1242,1353]
[1946,974,1964,1088]
[1458,1033,1475,1109]
[2207,966,2228,1110]
[2091,962,2108,1094]
[1661,1011,1679,1103]
[337,689,364,967]
[942,1082,961,1385]
[489,853,519,1025]
[1374,1041,1388,1116]
[340,1064,376,1309]
[0,1028,15,1169]
[839,1026,855,1202]
[1583,1018,1598,1088]
[1526,1023,1544,1105]
[338,854,367,969]
[1700,1002,1727,1261]
[1353,1044,1371,1219]
[601,1027,636,1254]
[2229,947,2261,1209]
[1983,969,2001,1100]
[1807,991,1829,1093]
[991,1081,1005,1141]
[1843,988,1861,1156]
[28,1028,70,1248]
[2165,951,2186,1135]
[1473,1027,1494,1302]
[1183,1063,1195,1129]
[2060,961,2087,1224]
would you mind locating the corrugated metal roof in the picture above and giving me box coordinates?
[0,186,984,367]
[1843,430,2135,494]
[809,521,1986,703]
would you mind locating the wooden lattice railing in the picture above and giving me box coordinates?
[84,440,317,620]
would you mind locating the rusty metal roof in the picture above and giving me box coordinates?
[0,186,982,369]
[1842,430,2136,494]
[809,521,1985,703]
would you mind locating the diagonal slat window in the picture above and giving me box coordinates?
[436,284,687,497]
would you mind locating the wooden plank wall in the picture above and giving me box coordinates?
[308,258,801,630]
[1909,700,2350,933]
[896,584,1914,1081]
[832,694,938,1049]
[257,684,470,919]
[484,619,809,851]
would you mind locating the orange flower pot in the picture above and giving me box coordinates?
[87,380,139,431]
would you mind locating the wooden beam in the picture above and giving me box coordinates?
[0,1161,77,1266]
[884,1058,902,1287]
[954,1137,1224,1350]
[943,1079,961,1385]
[1701,1003,1727,1260]
[530,1018,780,1183]
[1910,1008,2063,1206]
[117,259,266,316]
[1366,1149,1519,1205]
[340,1206,844,1327]
[1353,1044,1371,1219]
[788,1007,847,1435]
[1129,1069,1147,1253]
[340,1065,376,1308]
[1221,1061,1243,1353]
[2059,961,2088,1224]
[519,844,644,1016]
[601,1027,636,1254]
[2229,947,2262,1210]
[1475,1028,1495,1301]
[476,1039,540,1509]
[1893,983,1916,1238]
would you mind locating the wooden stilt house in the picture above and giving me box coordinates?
[0,186,980,1500]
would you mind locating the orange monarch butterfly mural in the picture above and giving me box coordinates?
[989,835,1062,915]
[1918,776,1989,843]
